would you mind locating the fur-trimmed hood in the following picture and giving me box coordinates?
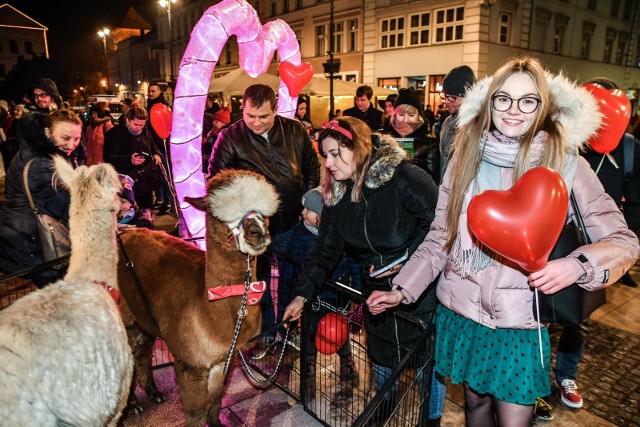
[457,71,602,153]
[326,134,407,206]
[16,112,59,156]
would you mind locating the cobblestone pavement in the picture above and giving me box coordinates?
[547,320,640,426]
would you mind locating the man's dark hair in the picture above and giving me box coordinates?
[148,82,164,92]
[243,84,277,111]
[355,85,374,100]
[123,98,134,107]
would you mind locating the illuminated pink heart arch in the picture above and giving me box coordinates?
[171,0,301,237]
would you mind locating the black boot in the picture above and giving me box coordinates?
[620,272,638,287]
[427,416,441,427]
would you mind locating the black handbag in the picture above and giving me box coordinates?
[533,191,606,325]
[23,159,71,269]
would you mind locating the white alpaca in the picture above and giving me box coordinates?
[0,157,133,426]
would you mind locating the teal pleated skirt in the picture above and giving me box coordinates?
[435,305,550,405]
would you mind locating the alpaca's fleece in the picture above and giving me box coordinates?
[0,282,132,426]
[0,159,133,426]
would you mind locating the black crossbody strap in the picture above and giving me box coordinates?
[569,191,591,245]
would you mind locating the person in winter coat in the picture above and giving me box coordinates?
[283,116,445,426]
[201,106,231,174]
[382,88,440,184]
[103,105,162,211]
[0,109,84,287]
[367,56,640,426]
[343,85,384,132]
[84,102,114,166]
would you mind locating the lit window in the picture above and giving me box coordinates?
[316,25,327,56]
[348,20,358,52]
[333,22,344,53]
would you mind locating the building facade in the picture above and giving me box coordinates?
[0,4,48,81]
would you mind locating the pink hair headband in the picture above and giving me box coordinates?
[320,120,353,141]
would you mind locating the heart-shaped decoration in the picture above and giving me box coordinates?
[467,167,568,272]
[582,82,631,154]
[279,61,314,97]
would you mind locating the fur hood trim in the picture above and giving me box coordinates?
[17,113,59,156]
[457,71,602,153]
[206,170,280,226]
[326,134,407,206]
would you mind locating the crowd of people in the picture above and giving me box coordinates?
[0,54,639,426]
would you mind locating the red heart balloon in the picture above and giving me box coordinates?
[150,103,172,140]
[582,83,631,154]
[315,312,348,355]
[279,61,314,97]
[467,167,568,272]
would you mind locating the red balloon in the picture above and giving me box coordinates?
[279,61,314,97]
[582,82,631,154]
[315,312,348,355]
[467,167,568,272]
[150,103,172,139]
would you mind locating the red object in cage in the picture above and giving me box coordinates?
[316,312,348,355]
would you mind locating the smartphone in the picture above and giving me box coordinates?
[369,250,409,277]
[140,152,151,158]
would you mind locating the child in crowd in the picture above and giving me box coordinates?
[117,174,154,230]
[288,187,359,380]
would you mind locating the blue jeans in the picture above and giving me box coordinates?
[554,319,590,381]
[372,363,446,420]
[257,228,295,337]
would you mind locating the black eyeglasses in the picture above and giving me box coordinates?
[439,93,459,103]
[491,94,541,114]
[33,92,50,99]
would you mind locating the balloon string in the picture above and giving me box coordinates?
[534,288,545,369]
[595,153,606,175]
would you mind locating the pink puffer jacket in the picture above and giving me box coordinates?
[393,155,639,330]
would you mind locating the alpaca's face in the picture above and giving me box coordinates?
[236,214,270,256]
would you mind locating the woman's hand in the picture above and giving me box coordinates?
[528,257,585,295]
[153,154,162,165]
[366,290,404,315]
[283,296,306,324]
[131,153,146,165]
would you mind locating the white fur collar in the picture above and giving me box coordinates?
[457,71,602,153]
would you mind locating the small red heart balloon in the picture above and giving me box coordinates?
[467,167,568,272]
[582,83,631,154]
[150,103,172,140]
[315,312,348,355]
[279,61,314,97]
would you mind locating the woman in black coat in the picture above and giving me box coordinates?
[0,110,83,287]
[283,116,445,424]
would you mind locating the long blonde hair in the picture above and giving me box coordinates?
[444,56,566,250]
[318,116,373,203]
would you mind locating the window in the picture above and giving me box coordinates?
[380,17,405,49]
[332,22,344,53]
[294,29,303,54]
[587,0,596,10]
[409,12,430,46]
[434,6,464,43]
[499,13,511,44]
[348,19,358,52]
[553,27,564,54]
[225,43,232,65]
[581,22,596,59]
[270,0,276,17]
[604,29,617,62]
[378,77,400,89]
[315,25,327,56]
[24,41,34,55]
[296,0,303,9]
[616,32,629,64]
[283,0,289,13]
[9,40,18,54]
[636,36,640,66]
[611,0,620,18]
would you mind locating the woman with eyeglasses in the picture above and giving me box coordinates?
[283,116,445,426]
[367,57,639,426]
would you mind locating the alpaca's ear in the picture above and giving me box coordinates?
[53,155,76,188]
[184,196,207,212]
[93,163,120,192]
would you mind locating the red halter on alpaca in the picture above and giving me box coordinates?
[207,280,266,305]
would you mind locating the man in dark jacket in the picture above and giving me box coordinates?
[343,85,384,132]
[208,84,320,353]
[146,83,173,215]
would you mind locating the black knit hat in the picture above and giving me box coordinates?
[31,78,60,99]
[394,88,421,111]
[442,65,476,97]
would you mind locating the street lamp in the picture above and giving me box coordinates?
[97,28,111,93]
[322,0,340,117]
[159,0,177,82]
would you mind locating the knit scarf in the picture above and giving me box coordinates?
[450,130,578,276]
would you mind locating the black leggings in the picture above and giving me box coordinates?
[463,382,533,427]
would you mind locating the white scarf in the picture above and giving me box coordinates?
[450,130,577,276]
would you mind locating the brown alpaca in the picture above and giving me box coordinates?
[117,170,279,427]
